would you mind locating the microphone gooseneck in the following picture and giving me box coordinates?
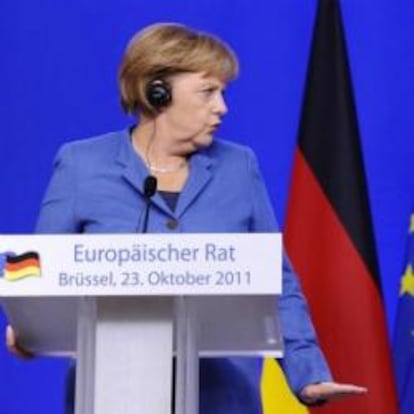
[142,175,158,233]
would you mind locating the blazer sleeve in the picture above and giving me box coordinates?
[245,148,332,395]
[35,144,81,234]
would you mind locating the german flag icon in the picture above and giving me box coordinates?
[0,252,41,281]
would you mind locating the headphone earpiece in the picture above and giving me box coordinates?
[146,79,172,110]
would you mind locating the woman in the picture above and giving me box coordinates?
[8,23,366,412]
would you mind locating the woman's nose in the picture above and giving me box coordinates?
[213,92,228,115]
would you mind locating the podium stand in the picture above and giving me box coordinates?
[0,233,283,414]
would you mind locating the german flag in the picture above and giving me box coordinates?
[280,0,398,413]
[4,252,41,281]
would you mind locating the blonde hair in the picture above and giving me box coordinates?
[119,23,239,116]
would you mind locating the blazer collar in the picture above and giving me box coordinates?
[115,127,215,219]
[115,127,148,193]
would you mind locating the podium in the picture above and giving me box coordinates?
[0,233,283,414]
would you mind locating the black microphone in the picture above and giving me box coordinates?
[144,175,157,198]
[142,175,157,233]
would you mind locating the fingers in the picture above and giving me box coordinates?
[5,325,34,360]
[319,382,368,396]
[300,381,368,405]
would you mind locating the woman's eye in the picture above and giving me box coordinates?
[199,86,226,100]
[202,88,215,95]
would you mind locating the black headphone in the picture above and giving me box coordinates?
[145,79,172,110]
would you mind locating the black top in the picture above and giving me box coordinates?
[159,191,180,212]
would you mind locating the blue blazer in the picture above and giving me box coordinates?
[36,129,331,413]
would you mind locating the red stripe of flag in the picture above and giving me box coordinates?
[5,258,40,271]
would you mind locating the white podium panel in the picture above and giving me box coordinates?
[2,295,282,357]
[0,233,283,414]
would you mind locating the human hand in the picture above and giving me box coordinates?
[299,381,367,405]
[5,325,34,359]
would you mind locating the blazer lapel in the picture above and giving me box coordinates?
[175,151,214,218]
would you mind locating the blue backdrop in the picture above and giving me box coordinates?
[1,1,413,412]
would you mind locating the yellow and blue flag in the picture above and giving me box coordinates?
[393,212,414,413]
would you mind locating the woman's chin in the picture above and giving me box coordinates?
[193,134,214,149]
